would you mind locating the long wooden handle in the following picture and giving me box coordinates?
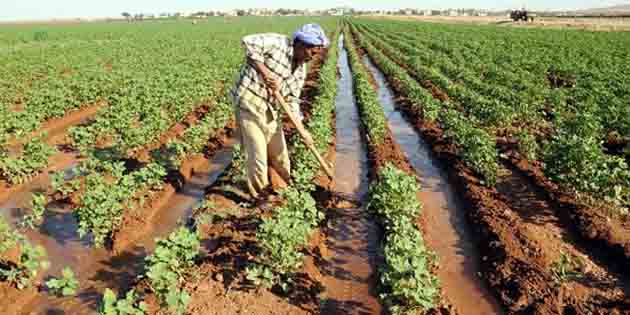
[273,91,334,179]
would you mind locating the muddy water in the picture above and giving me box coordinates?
[362,55,503,315]
[1,147,233,315]
[320,35,382,315]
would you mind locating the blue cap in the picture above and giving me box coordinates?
[292,23,329,47]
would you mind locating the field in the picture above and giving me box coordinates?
[1,16,629,315]
[372,14,630,32]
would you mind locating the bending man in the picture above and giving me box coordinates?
[230,24,329,199]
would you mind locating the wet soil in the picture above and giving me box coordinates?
[358,33,630,314]
[0,140,233,315]
[363,54,503,315]
[111,127,234,252]
[318,35,382,315]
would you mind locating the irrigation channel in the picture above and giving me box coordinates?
[319,35,501,314]
[320,35,381,314]
[0,146,233,314]
[361,54,502,315]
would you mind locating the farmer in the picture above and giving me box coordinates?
[230,24,329,199]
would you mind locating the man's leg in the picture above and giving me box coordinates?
[239,112,269,199]
[267,120,291,189]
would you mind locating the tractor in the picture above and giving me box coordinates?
[510,10,536,22]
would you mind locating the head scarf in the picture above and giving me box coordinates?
[292,23,329,47]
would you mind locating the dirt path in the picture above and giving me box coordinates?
[319,35,382,315]
[362,54,503,315]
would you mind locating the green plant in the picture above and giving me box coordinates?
[100,288,147,315]
[145,227,199,315]
[368,164,422,224]
[0,135,56,184]
[226,144,247,185]
[21,192,47,229]
[551,252,584,284]
[249,187,321,291]
[73,161,167,247]
[516,131,539,161]
[368,164,439,314]
[0,241,49,289]
[46,267,79,297]
[0,217,23,253]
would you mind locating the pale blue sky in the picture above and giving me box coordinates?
[1,0,629,21]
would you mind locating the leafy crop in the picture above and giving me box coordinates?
[21,192,47,229]
[248,187,322,290]
[0,241,49,289]
[100,288,147,315]
[0,217,22,253]
[145,227,200,315]
[368,164,439,314]
[551,252,584,285]
[46,267,79,297]
[73,161,167,247]
[0,135,56,184]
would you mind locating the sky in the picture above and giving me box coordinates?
[1,0,629,21]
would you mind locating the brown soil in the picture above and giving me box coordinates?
[0,283,39,315]
[500,148,630,264]
[111,125,234,252]
[7,101,104,147]
[129,101,217,162]
[367,45,630,313]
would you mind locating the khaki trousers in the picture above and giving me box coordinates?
[236,108,291,198]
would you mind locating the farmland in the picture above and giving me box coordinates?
[1,15,630,315]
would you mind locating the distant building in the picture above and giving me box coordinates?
[329,8,345,16]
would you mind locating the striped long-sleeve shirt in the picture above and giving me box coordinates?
[230,33,306,123]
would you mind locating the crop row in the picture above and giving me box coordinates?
[349,24,498,186]
[247,29,341,290]
[46,99,232,248]
[344,28,441,314]
[356,19,630,138]
[0,18,338,191]
[94,25,341,314]
[352,20,629,212]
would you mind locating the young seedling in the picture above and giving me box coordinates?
[551,251,584,285]
[46,267,79,297]
[21,192,47,229]
[100,288,147,315]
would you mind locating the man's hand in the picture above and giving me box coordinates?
[249,59,280,95]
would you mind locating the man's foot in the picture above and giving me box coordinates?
[253,186,281,211]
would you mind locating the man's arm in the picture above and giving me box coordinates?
[248,60,279,93]
[242,34,281,93]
